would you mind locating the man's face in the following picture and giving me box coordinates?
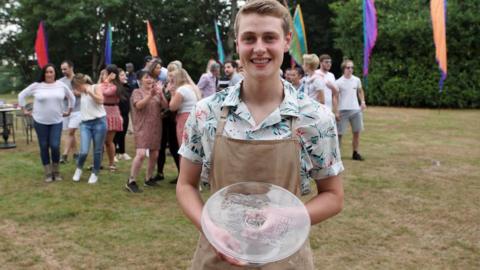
[285,70,293,83]
[126,65,134,73]
[290,70,301,84]
[61,63,73,77]
[224,63,235,77]
[320,59,332,71]
[211,68,220,78]
[343,61,354,76]
[236,13,291,80]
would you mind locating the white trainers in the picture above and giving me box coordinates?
[122,153,132,160]
[88,173,98,184]
[114,156,119,163]
[72,168,82,182]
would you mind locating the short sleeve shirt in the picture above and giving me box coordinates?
[304,75,326,102]
[177,85,198,114]
[179,81,344,194]
[337,75,362,111]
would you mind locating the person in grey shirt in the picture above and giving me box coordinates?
[224,60,244,87]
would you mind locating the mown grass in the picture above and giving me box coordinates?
[1,92,479,269]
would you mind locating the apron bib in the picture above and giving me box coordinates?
[190,107,314,270]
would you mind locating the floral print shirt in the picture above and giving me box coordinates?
[179,80,344,194]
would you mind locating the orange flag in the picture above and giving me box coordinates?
[430,0,447,90]
[147,21,158,57]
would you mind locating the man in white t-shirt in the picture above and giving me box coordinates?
[315,54,339,116]
[336,59,367,161]
[59,60,81,164]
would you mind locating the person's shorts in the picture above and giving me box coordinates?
[337,110,363,135]
[63,111,82,130]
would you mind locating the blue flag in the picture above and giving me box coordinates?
[104,22,112,65]
[214,20,225,64]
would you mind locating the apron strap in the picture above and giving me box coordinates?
[289,116,299,141]
[216,106,229,136]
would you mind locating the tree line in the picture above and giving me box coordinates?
[1,0,479,108]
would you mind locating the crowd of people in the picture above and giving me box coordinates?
[18,5,366,194]
[15,0,372,268]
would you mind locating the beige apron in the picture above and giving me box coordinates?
[190,107,314,270]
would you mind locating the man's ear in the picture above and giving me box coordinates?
[284,32,293,52]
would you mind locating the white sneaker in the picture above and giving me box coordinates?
[114,156,119,163]
[88,173,98,184]
[72,168,82,182]
[122,153,132,160]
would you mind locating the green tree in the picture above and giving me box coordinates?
[0,0,230,87]
[330,0,480,108]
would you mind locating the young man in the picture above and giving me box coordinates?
[336,59,367,161]
[59,60,81,164]
[224,60,244,87]
[316,54,339,116]
[285,66,303,90]
[176,1,344,269]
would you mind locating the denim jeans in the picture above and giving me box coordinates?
[33,121,63,165]
[77,117,107,174]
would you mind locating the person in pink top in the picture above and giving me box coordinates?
[99,64,125,171]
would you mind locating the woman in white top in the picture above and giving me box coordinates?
[167,68,202,145]
[302,54,326,105]
[70,73,107,183]
[18,63,75,183]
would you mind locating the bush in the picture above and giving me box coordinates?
[330,0,480,108]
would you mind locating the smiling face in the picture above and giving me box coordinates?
[60,63,73,78]
[119,71,127,84]
[236,13,291,81]
[140,73,154,88]
[44,66,56,83]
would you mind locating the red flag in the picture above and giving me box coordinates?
[35,21,49,68]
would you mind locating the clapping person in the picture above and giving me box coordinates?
[71,74,107,184]
[18,64,75,182]
[125,70,168,193]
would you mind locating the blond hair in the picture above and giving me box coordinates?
[234,0,291,37]
[303,54,320,71]
[172,68,202,101]
[341,58,354,70]
[167,60,183,72]
[71,73,93,89]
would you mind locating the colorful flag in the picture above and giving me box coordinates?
[214,20,225,64]
[430,0,447,91]
[147,20,158,57]
[104,22,112,65]
[289,5,308,65]
[34,21,49,68]
[363,0,377,77]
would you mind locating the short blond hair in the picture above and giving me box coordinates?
[303,54,320,70]
[234,0,291,38]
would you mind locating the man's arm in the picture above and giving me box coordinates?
[358,85,366,110]
[176,157,204,230]
[305,175,344,225]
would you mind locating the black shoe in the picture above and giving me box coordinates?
[144,178,158,187]
[352,151,364,161]
[169,178,178,184]
[153,173,164,182]
[125,181,142,193]
[59,154,68,164]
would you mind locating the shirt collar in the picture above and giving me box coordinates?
[221,80,300,118]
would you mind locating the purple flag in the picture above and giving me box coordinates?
[363,0,378,77]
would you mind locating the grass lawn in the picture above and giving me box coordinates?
[0,92,479,269]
